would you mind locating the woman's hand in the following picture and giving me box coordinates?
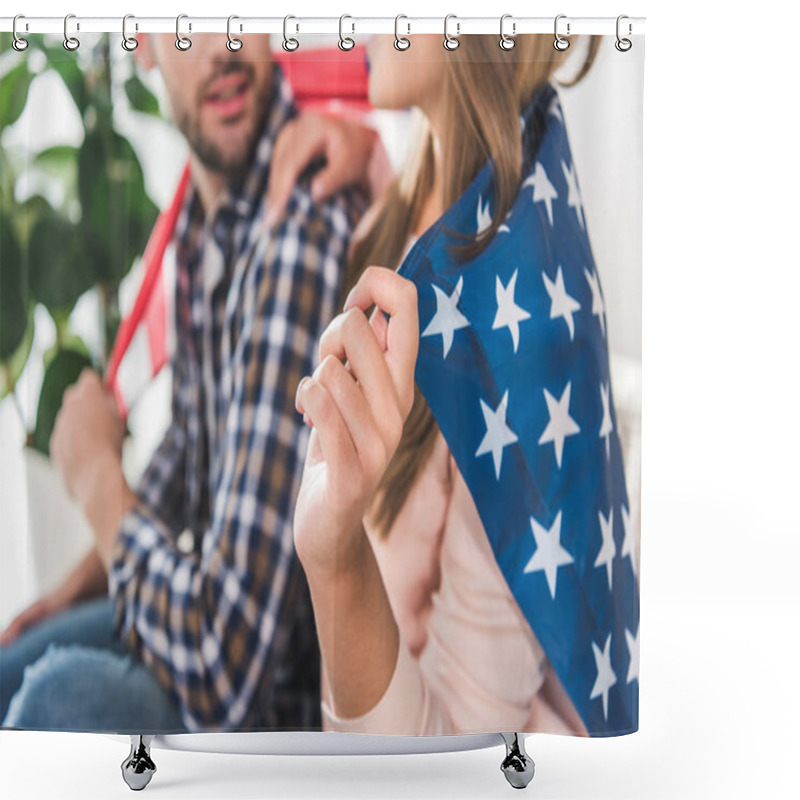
[293,266,419,579]
[264,113,392,229]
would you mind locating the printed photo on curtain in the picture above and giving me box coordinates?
[0,25,643,752]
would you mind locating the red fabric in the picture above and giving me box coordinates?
[274,45,370,112]
[105,165,190,415]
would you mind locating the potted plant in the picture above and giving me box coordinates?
[0,32,160,594]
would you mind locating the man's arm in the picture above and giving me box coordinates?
[107,185,361,731]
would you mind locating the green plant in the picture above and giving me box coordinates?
[0,32,161,454]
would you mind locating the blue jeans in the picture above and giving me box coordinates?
[0,595,187,733]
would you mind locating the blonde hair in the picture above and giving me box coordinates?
[347,34,600,537]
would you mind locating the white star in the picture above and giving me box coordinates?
[477,194,492,235]
[594,508,616,591]
[584,266,606,336]
[542,266,581,341]
[548,94,563,124]
[499,209,511,234]
[538,382,580,468]
[625,626,640,684]
[599,381,614,459]
[477,195,511,234]
[590,633,617,722]
[523,162,559,227]
[621,504,637,577]
[492,269,531,353]
[475,389,518,480]
[561,159,585,230]
[421,277,470,358]
[524,510,574,599]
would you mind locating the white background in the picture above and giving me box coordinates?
[1,1,798,799]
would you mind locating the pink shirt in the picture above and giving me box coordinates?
[321,427,588,737]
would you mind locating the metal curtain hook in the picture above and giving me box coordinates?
[499,14,516,50]
[615,14,632,52]
[282,15,299,52]
[176,13,192,51]
[227,15,243,51]
[63,13,80,51]
[443,14,460,51]
[553,14,570,51]
[394,14,410,50]
[339,14,355,51]
[122,14,139,52]
[12,14,29,52]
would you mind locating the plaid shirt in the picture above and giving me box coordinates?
[108,64,364,732]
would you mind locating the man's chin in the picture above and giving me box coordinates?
[192,126,257,176]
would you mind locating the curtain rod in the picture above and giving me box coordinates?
[1,16,646,37]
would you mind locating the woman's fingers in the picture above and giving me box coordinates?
[313,355,388,475]
[265,114,378,229]
[295,373,358,477]
[343,266,419,417]
[317,308,404,454]
[265,115,327,228]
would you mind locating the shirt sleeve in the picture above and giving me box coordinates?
[107,185,361,732]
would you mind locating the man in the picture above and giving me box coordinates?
[0,33,366,732]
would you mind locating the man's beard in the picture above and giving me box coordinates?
[177,61,272,179]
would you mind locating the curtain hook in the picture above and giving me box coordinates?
[339,14,355,51]
[12,14,29,52]
[443,14,460,51]
[394,14,410,51]
[615,15,632,52]
[227,15,243,51]
[282,15,299,52]
[499,14,516,51]
[175,13,192,51]
[553,14,570,51]
[63,13,80,51]
[122,14,139,52]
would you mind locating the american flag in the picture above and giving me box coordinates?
[397,81,639,735]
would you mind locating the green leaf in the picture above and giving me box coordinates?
[34,144,79,173]
[78,128,158,285]
[27,206,95,314]
[124,75,160,115]
[0,211,28,360]
[32,346,93,455]
[37,43,89,116]
[0,308,34,398]
[0,59,33,131]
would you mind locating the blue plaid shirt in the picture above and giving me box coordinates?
[108,64,364,732]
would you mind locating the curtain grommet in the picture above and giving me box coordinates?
[443,14,460,51]
[226,15,243,52]
[553,14,570,51]
[615,15,633,52]
[63,13,80,51]
[394,14,410,51]
[282,15,299,52]
[175,13,192,51]
[499,14,516,51]
[12,14,29,52]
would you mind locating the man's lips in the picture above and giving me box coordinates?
[202,73,251,118]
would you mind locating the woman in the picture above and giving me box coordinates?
[293,33,602,736]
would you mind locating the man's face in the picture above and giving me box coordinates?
[146,34,274,177]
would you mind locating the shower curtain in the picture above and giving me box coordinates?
[0,25,643,744]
